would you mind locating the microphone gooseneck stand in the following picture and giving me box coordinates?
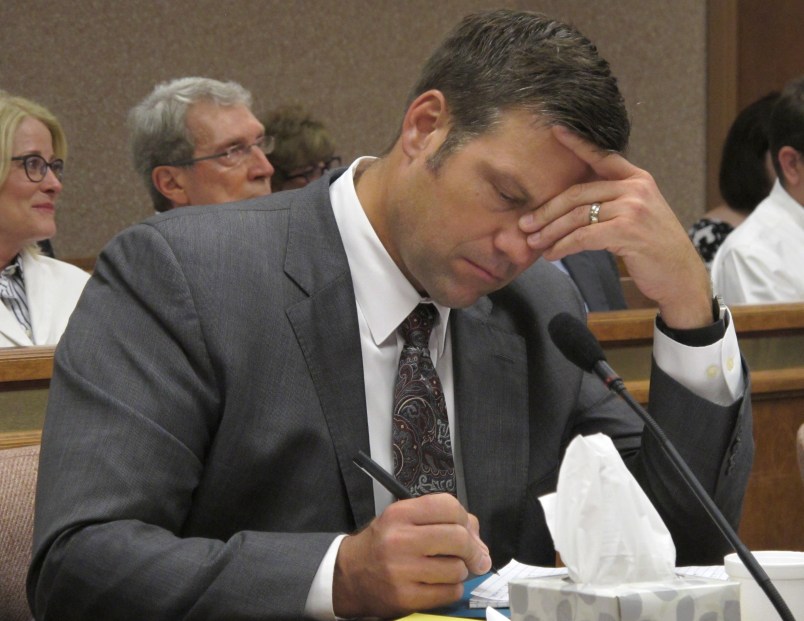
[548,312,795,621]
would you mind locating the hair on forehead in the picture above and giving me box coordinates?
[405,9,630,169]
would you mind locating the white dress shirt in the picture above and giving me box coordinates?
[305,159,744,619]
[711,180,804,304]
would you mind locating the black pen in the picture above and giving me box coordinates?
[353,450,413,500]
[352,450,499,575]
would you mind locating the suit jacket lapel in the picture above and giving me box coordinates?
[452,299,529,561]
[282,179,376,530]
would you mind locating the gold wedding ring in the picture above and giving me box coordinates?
[589,202,601,225]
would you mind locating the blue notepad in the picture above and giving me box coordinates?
[426,574,510,618]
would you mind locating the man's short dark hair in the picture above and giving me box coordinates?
[769,75,804,183]
[405,9,630,169]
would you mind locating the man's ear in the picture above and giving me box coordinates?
[777,146,802,187]
[152,166,190,208]
[399,89,450,159]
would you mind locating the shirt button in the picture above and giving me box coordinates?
[706,365,720,379]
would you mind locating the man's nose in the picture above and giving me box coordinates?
[494,222,538,269]
[250,147,275,178]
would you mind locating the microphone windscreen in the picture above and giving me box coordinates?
[548,312,607,372]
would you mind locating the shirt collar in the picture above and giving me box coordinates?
[329,157,450,351]
[1,254,23,278]
[771,179,804,229]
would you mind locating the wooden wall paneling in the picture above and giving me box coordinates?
[738,379,804,551]
[0,347,54,449]
[706,0,739,209]
[736,0,804,107]
[706,0,804,213]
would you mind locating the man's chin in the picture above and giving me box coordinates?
[428,284,490,309]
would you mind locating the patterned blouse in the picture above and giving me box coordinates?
[688,218,735,270]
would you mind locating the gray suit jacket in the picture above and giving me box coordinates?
[562,250,627,311]
[29,173,752,620]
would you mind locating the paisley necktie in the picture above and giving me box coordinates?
[392,303,456,497]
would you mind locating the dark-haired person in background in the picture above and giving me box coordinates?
[689,92,779,269]
[712,75,804,303]
[30,10,750,619]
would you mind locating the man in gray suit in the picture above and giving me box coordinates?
[30,10,751,620]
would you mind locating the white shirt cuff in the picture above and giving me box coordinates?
[304,534,347,621]
[653,307,744,406]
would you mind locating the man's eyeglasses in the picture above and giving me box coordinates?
[11,154,65,182]
[162,135,275,168]
[280,156,342,184]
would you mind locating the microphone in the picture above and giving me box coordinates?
[547,312,795,621]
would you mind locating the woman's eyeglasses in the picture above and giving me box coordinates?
[11,154,65,182]
[280,156,342,184]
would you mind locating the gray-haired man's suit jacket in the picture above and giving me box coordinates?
[29,172,752,620]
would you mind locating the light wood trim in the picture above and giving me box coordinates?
[0,346,56,382]
[588,302,804,345]
[730,303,804,334]
[0,430,42,450]
[588,308,656,344]
[750,367,804,397]
[5,370,798,448]
[1,305,800,382]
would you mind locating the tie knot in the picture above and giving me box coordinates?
[398,303,436,349]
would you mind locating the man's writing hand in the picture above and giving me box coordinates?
[332,493,491,618]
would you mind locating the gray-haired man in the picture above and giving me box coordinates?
[129,76,274,212]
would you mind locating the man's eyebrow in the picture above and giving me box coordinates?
[488,166,539,206]
[213,130,264,150]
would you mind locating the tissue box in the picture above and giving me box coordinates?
[509,575,740,621]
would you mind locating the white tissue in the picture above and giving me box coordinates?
[539,433,676,585]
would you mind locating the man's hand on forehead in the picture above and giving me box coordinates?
[518,126,712,329]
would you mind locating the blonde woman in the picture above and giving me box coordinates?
[0,92,88,346]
